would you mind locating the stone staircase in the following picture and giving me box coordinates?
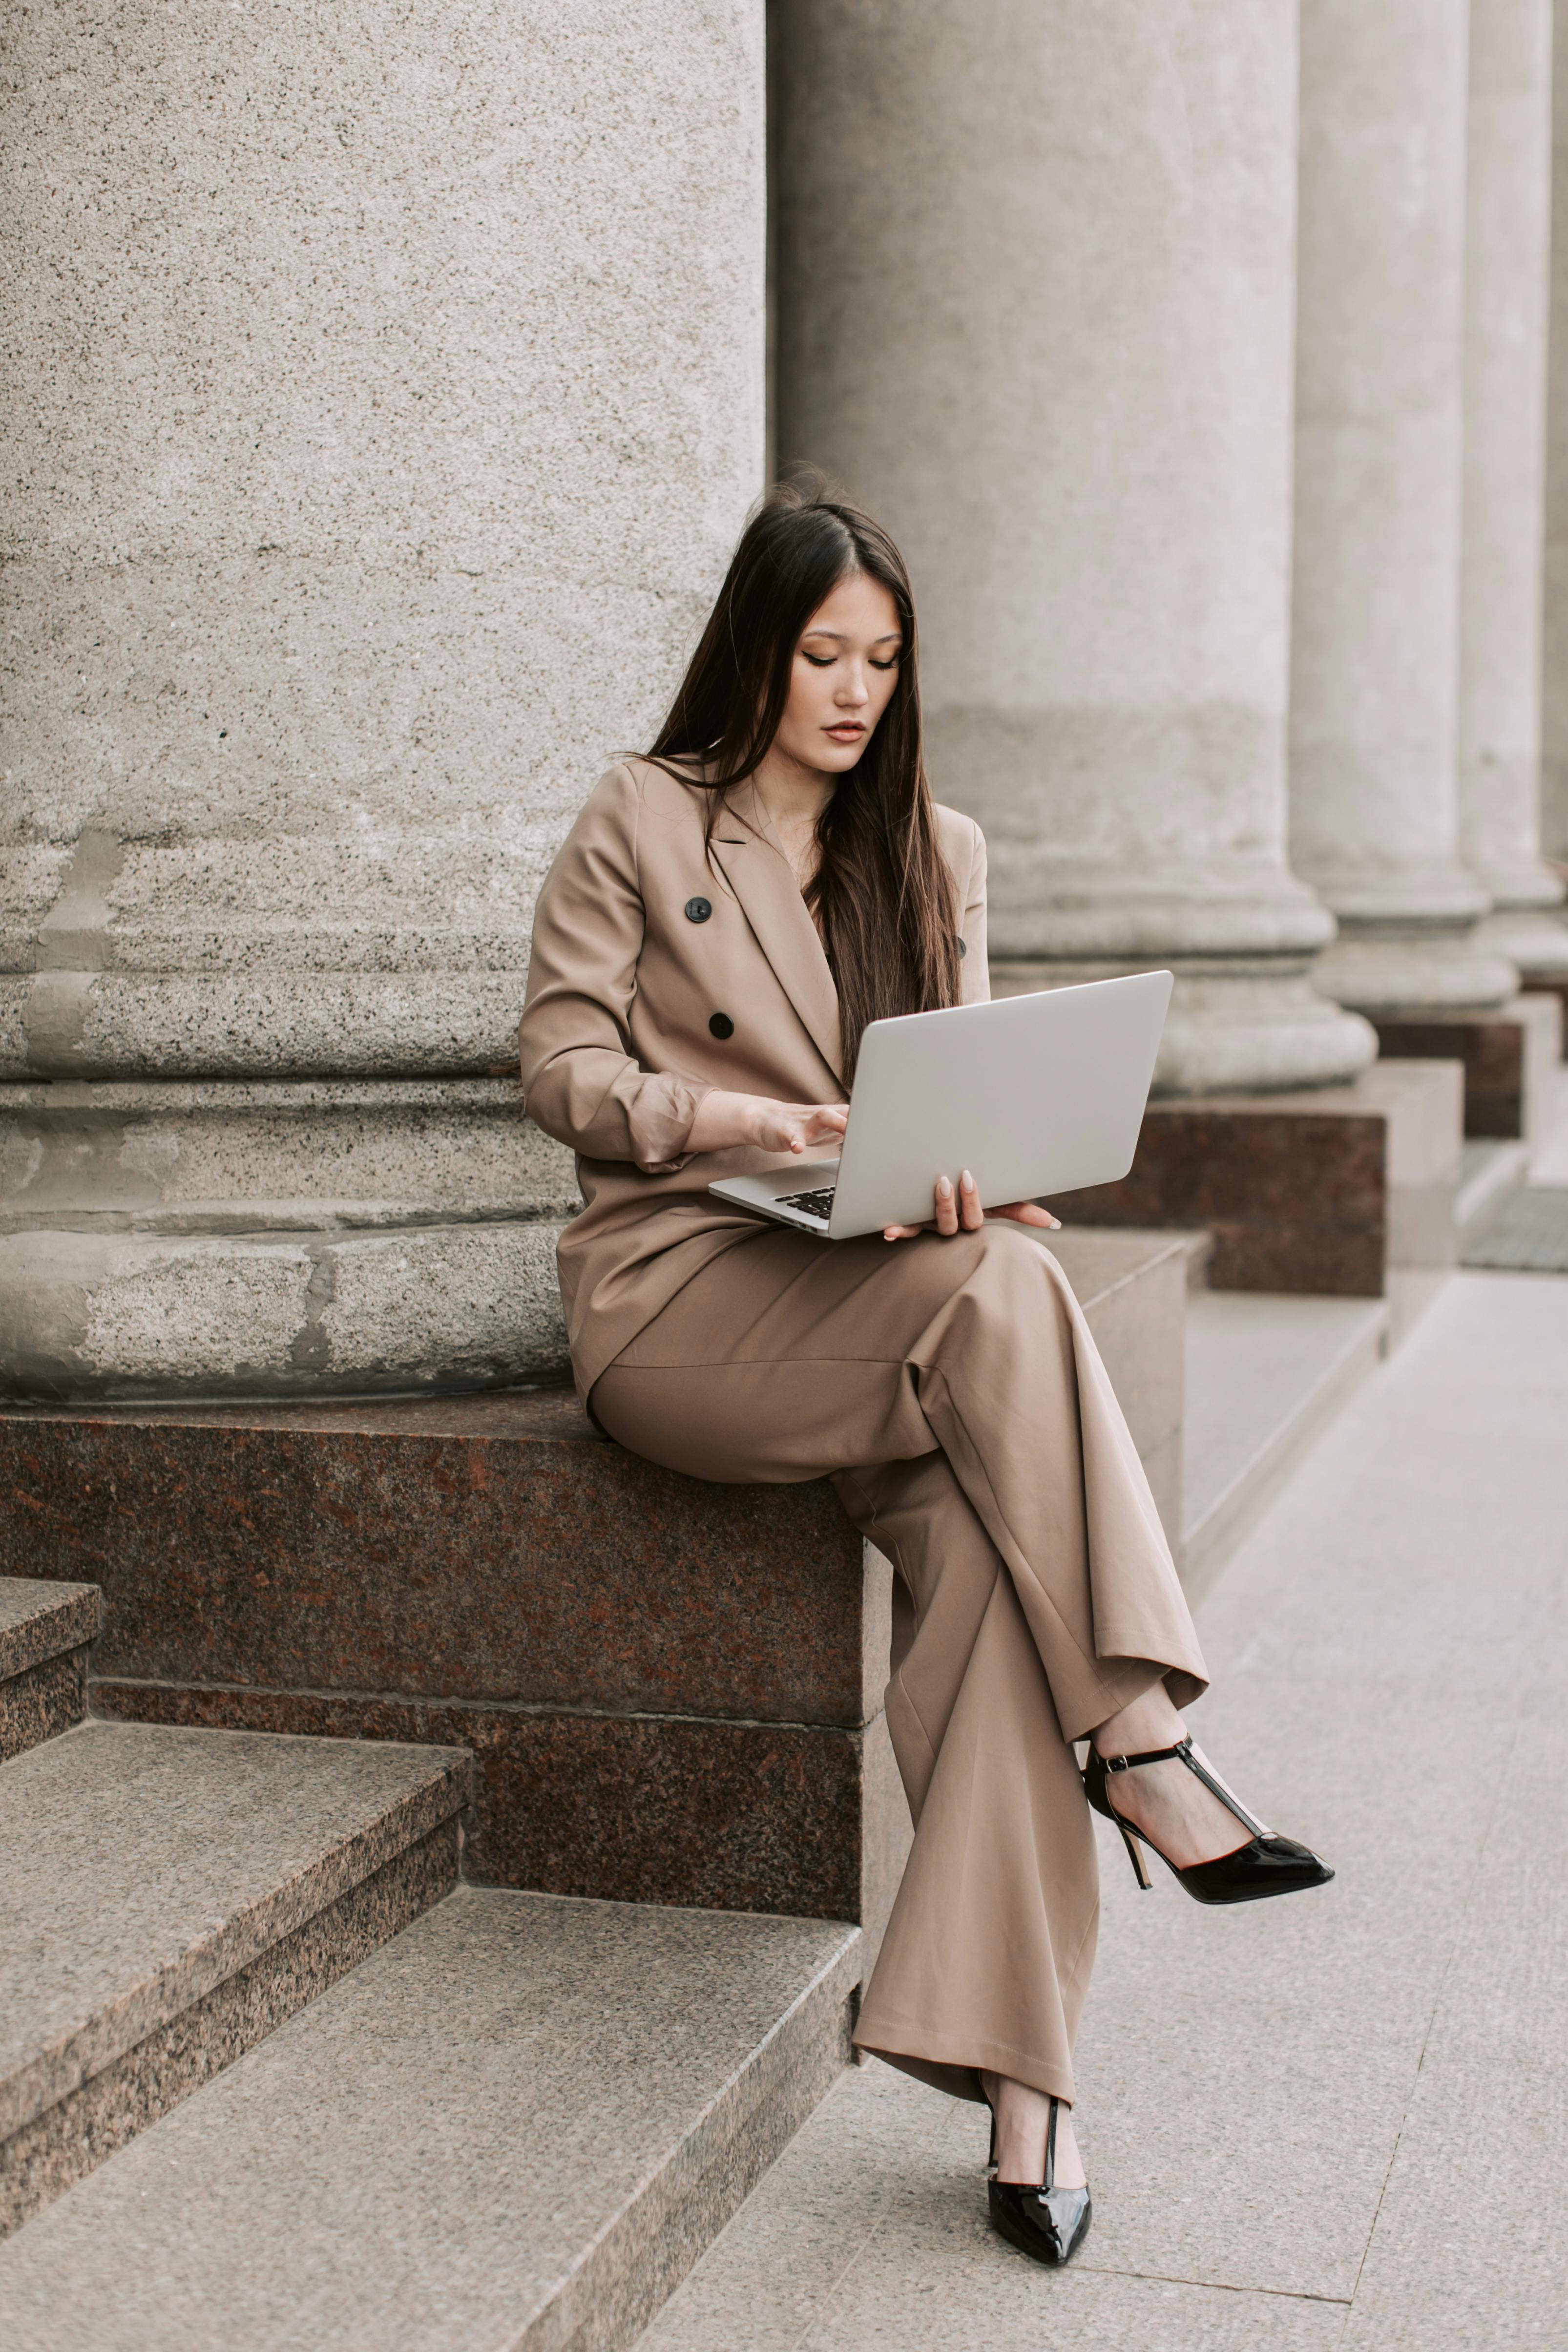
[0,1575,860,2350]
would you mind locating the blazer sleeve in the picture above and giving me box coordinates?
[518,764,712,1174]
[960,820,990,1005]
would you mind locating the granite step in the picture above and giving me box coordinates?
[0,1888,861,2352]
[0,1580,100,1763]
[0,1721,466,2237]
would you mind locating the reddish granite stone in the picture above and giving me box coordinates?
[0,1395,865,1727]
[1369,1016,1528,1138]
[91,1679,864,1919]
[1043,1101,1386,1296]
[0,1648,88,1763]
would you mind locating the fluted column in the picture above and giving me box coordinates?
[1291,0,1520,1012]
[1545,0,1568,864]
[772,0,1374,1097]
[0,2,765,1396]
[1460,0,1568,972]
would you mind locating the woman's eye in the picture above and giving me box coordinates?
[800,651,835,669]
[870,656,899,671]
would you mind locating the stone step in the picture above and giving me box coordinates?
[1181,1290,1390,1598]
[0,1580,99,1763]
[0,1888,861,2352]
[0,1721,466,2236]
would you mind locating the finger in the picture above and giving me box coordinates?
[933,1174,959,1235]
[882,1224,921,1241]
[996,1202,1061,1229]
[959,1169,984,1230]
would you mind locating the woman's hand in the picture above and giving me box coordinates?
[882,1168,1062,1242]
[687,1089,849,1157]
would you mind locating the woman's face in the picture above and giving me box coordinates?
[772,571,903,777]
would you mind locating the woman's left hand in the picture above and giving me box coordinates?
[881,1169,1062,1242]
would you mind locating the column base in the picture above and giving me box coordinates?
[1312,924,1521,1014]
[1367,994,1563,1144]
[990,959,1378,1096]
[0,1079,580,1401]
[1040,1060,1464,1299]
[1477,907,1568,979]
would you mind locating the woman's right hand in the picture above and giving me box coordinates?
[687,1090,849,1157]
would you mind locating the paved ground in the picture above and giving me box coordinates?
[636,1269,1568,2351]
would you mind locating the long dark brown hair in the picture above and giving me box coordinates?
[646,482,960,1079]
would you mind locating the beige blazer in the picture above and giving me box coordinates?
[518,758,990,1397]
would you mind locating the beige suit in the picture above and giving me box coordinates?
[519,760,1206,2108]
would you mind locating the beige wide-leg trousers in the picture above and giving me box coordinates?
[590,1219,1208,2110]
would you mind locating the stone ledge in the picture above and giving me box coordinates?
[0,1229,1188,1957]
[1042,1060,1463,1297]
[1370,994,1563,1143]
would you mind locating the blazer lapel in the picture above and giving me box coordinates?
[708,790,845,1091]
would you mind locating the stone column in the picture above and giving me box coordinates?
[1545,0,1568,866]
[771,0,1374,1098]
[0,2,765,1397]
[1460,0,1568,973]
[1290,0,1520,1012]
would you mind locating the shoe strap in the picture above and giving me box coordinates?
[1044,2095,1058,2195]
[1101,1735,1269,1839]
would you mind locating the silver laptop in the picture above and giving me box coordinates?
[709,968,1173,1239]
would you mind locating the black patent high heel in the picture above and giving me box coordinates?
[985,2092,1092,2268]
[1083,1736,1334,1906]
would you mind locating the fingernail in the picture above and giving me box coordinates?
[961,1169,974,1189]
[936,1175,952,1200]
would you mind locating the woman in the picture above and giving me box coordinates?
[517,484,1331,2270]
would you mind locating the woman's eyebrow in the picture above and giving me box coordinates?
[800,628,903,644]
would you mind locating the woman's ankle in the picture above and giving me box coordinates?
[1091,1681,1186,1758]
[981,2070,1086,2191]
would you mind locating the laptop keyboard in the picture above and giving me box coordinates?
[776,1184,837,1220]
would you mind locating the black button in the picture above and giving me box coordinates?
[709,1013,734,1040]
[957,936,967,957]
[685,897,712,923]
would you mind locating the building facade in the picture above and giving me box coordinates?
[3,0,1565,1398]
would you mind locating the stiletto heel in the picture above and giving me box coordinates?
[1083,1737,1334,1906]
[984,2090,1092,2268]
[1118,1818,1152,1890]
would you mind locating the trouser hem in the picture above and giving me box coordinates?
[852,2021,1077,2110]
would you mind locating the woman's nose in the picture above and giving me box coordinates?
[837,664,871,706]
